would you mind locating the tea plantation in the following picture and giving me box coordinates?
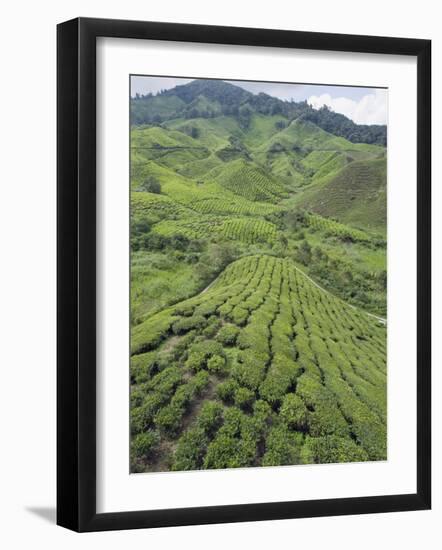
[130,79,387,471]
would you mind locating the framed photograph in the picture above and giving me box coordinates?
[57,17,431,532]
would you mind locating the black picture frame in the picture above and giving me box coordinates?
[57,17,431,532]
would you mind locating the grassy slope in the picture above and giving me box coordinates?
[131,252,203,325]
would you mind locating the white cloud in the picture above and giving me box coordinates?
[307,89,387,125]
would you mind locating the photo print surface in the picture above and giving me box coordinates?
[129,76,387,474]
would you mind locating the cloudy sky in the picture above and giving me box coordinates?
[130,76,387,125]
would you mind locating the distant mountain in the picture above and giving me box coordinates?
[131,79,387,146]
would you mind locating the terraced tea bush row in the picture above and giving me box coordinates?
[191,196,280,217]
[305,212,371,242]
[221,218,277,244]
[131,191,193,221]
[130,254,386,471]
[153,216,277,244]
[210,159,288,202]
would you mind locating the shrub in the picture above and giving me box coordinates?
[131,311,178,354]
[230,306,249,326]
[131,430,159,458]
[173,303,194,317]
[130,386,147,408]
[130,392,168,434]
[184,340,225,372]
[232,351,267,391]
[139,176,161,194]
[207,354,226,374]
[197,401,224,435]
[172,427,208,471]
[296,239,312,266]
[154,350,176,372]
[185,351,207,371]
[172,330,197,358]
[147,366,182,396]
[202,316,221,338]
[259,355,300,406]
[216,379,239,403]
[253,399,273,424]
[130,351,157,384]
[170,384,194,410]
[203,407,261,469]
[203,433,240,469]
[262,424,303,466]
[154,403,183,436]
[169,371,209,412]
[192,370,210,393]
[303,435,369,464]
[234,386,255,410]
[172,315,205,335]
[280,393,309,430]
[216,324,240,346]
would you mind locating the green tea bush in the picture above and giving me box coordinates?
[131,430,159,458]
[130,392,167,434]
[202,316,222,338]
[196,401,224,435]
[172,314,206,335]
[131,311,178,354]
[253,399,273,424]
[234,386,255,410]
[154,403,183,436]
[130,386,147,409]
[203,433,242,469]
[280,393,309,430]
[172,427,209,471]
[146,366,182,396]
[207,354,226,374]
[262,424,303,466]
[173,303,195,317]
[130,351,157,384]
[203,408,258,469]
[171,330,197,359]
[191,370,210,393]
[216,324,240,346]
[185,340,225,372]
[230,306,249,326]
[216,379,239,403]
[184,351,207,371]
[303,435,369,464]
[233,352,268,391]
[259,354,300,406]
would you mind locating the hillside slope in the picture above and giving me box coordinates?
[130,255,386,472]
[293,158,387,232]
